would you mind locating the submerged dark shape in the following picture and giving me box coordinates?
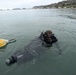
[6,30,58,66]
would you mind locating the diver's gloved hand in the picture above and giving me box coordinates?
[6,56,17,66]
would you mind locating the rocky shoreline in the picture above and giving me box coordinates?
[33,1,76,9]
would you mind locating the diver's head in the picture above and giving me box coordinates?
[42,30,53,44]
[44,30,53,38]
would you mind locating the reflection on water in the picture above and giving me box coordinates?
[0,9,76,75]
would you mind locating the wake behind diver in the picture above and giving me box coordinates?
[6,30,58,66]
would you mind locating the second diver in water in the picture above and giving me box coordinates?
[6,30,58,66]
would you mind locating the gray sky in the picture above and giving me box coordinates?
[0,0,63,9]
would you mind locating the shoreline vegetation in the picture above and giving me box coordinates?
[33,1,76,9]
[0,1,76,11]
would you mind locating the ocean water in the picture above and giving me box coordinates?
[0,9,76,75]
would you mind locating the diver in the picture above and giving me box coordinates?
[6,30,58,66]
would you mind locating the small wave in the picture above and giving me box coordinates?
[60,14,76,20]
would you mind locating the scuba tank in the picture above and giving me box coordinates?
[6,56,17,66]
[6,55,23,66]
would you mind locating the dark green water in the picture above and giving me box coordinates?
[0,9,76,75]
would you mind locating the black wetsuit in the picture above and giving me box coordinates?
[6,33,58,66]
[6,37,45,66]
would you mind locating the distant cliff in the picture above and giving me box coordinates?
[33,1,76,9]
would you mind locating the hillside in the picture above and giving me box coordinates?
[33,1,76,9]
